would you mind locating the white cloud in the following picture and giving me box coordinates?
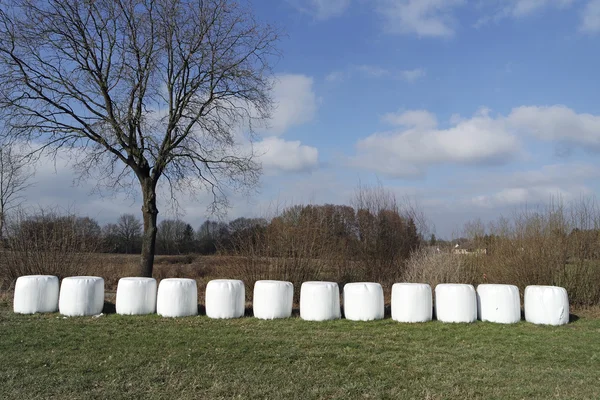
[289,0,590,38]
[288,0,350,20]
[352,105,600,178]
[351,108,520,177]
[399,68,427,82]
[265,74,317,135]
[507,105,600,149]
[581,0,600,33]
[256,74,320,173]
[470,186,583,208]
[509,0,575,17]
[381,109,438,129]
[476,0,576,27]
[357,65,427,82]
[355,64,391,78]
[255,136,319,173]
[326,65,426,83]
[375,0,466,37]
[501,163,600,187]
[470,183,593,209]
[461,162,597,212]
[325,70,347,83]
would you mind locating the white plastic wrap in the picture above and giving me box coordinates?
[13,275,59,314]
[59,276,105,316]
[435,284,477,323]
[156,278,198,318]
[253,280,293,320]
[205,279,245,319]
[524,285,569,326]
[476,284,521,324]
[391,283,432,323]
[116,277,157,315]
[343,282,384,321]
[300,281,341,321]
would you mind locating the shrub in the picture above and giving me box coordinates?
[0,208,99,287]
[405,197,600,307]
[403,248,481,288]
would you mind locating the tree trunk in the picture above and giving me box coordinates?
[140,178,158,277]
[0,210,4,245]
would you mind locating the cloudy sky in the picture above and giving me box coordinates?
[20,0,600,237]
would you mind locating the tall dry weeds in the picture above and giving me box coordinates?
[0,208,98,287]
[405,197,600,306]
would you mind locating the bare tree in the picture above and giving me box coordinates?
[156,218,187,254]
[116,214,143,254]
[0,144,33,241]
[0,0,279,275]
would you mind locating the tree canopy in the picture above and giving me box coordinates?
[0,0,280,275]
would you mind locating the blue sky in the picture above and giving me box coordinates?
[22,0,600,238]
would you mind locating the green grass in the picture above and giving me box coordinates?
[1,303,599,399]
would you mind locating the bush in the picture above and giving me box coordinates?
[405,197,600,307]
[403,248,481,288]
[0,208,99,287]
[228,192,426,301]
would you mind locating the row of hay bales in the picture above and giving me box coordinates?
[13,275,570,325]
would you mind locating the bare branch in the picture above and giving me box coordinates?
[0,143,35,240]
[0,0,280,275]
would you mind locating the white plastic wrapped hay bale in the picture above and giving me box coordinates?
[524,285,569,326]
[13,275,59,314]
[205,279,245,319]
[253,280,293,320]
[435,284,477,323]
[343,282,384,321]
[391,283,432,323]
[476,284,521,324]
[300,281,341,321]
[59,276,104,316]
[116,277,157,315]
[156,278,198,317]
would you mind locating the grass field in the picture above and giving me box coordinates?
[1,300,599,400]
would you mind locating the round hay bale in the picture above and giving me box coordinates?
[343,282,384,321]
[156,278,198,318]
[205,279,245,319]
[391,283,432,323]
[300,281,340,321]
[253,280,293,320]
[435,284,477,323]
[116,277,157,315]
[524,285,569,326]
[59,276,104,316]
[13,275,59,314]
[476,284,521,324]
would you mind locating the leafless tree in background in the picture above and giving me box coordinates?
[1,208,98,283]
[0,0,280,276]
[0,144,34,241]
[156,219,187,254]
[116,214,143,254]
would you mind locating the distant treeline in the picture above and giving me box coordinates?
[0,203,422,258]
[3,193,600,306]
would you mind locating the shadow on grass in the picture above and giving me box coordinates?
[569,313,580,323]
[384,305,391,319]
[102,301,116,314]
[197,304,206,316]
[104,302,214,317]
[103,302,581,323]
[519,308,580,323]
